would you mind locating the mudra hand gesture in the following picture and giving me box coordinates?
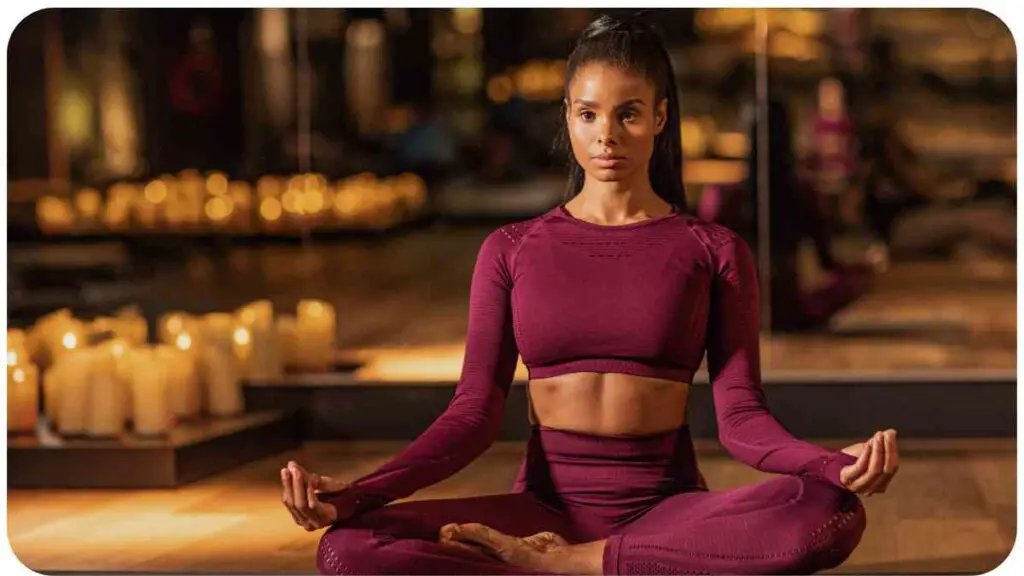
[280,460,349,531]
[839,429,899,496]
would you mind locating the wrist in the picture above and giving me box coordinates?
[802,451,859,490]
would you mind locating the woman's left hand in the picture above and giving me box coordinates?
[838,429,899,496]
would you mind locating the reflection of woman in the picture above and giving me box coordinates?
[283,16,898,575]
[700,98,874,332]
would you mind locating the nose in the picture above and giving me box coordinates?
[597,116,618,146]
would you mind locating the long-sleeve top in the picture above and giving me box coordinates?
[321,204,858,519]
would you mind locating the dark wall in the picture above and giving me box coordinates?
[8,10,51,181]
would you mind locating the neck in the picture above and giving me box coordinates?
[569,172,673,225]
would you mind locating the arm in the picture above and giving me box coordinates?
[322,230,520,517]
[705,230,856,488]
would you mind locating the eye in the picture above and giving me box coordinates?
[621,110,637,123]
[579,110,596,122]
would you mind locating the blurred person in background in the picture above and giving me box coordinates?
[282,14,898,576]
[700,97,875,332]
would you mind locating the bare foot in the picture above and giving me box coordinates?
[439,522,603,574]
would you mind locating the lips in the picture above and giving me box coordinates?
[592,155,627,168]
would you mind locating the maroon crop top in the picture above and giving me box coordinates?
[322,204,858,518]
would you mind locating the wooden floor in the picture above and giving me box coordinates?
[9,437,1015,574]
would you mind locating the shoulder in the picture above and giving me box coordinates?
[480,211,552,256]
[475,212,552,275]
[679,217,754,274]
[682,216,744,253]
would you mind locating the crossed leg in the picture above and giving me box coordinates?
[316,491,577,575]
[448,476,867,575]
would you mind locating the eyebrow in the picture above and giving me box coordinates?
[573,98,646,109]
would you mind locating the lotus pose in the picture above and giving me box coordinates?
[281,15,899,575]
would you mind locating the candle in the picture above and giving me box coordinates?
[107,339,134,425]
[8,328,28,368]
[202,313,236,352]
[55,350,92,436]
[296,300,336,372]
[50,320,86,368]
[159,341,201,421]
[85,347,125,438]
[276,314,298,370]
[173,331,202,419]
[130,347,172,436]
[235,300,281,381]
[203,346,244,417]
[42,362,64,428]
[115,306,149,345]
[159,312,190,345]
[7,363,39,435]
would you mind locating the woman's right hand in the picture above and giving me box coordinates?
[280,460,349,531]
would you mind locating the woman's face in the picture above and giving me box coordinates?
[566,62,667,184]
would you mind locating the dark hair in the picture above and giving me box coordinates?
[554,13,687,211]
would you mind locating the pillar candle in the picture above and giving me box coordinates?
[172,332,202,419]
[85,347,125,438]
[236,300,281,380]
[158,312,190,345]
[203,313,236,352]
[203,346,244,417]
[105,339,134,424]
[296,300,336,372]
[115,306,149,346]
[7,363,39,435]
[130,347,172,436]
[56,349,92,436]
[42,362,64,428]
[8,328,28,368]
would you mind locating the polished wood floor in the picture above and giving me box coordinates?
[9,437,1015,574]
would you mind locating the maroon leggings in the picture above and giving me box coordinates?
[317,426,866,575]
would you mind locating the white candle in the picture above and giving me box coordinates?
[235,300,281,380]
[42,362,63,428]
[158,312,190,345]
[115,306,149,345]
[275,314,298,370]
[130,348,172,436]
[106,339,134,425]
[202,346,244,417]
[202,313,236,352]
[8,328,27,367]
[56,350,92,436]
[7,363,39,435]
[85,348,125,438]
[296,300,336,372]
[171,332,202,419]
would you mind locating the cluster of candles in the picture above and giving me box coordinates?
[35,170,428,236]
[6,299,337,439]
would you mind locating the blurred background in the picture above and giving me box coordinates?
[6,7,1017,575]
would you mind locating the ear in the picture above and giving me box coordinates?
[654,98,668,134]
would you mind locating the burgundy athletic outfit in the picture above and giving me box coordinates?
[317,204,866,575]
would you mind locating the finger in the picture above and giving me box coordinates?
[841,440,872,487]
[860,433,885,494]
[308,473,320,509]
[281,469,307,527]
[848,435,881,493]
[883,430,899,475]
[290,464,310,520]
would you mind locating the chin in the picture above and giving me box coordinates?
[588,167,631,182]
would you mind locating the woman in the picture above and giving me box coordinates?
[282,15,899,575]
